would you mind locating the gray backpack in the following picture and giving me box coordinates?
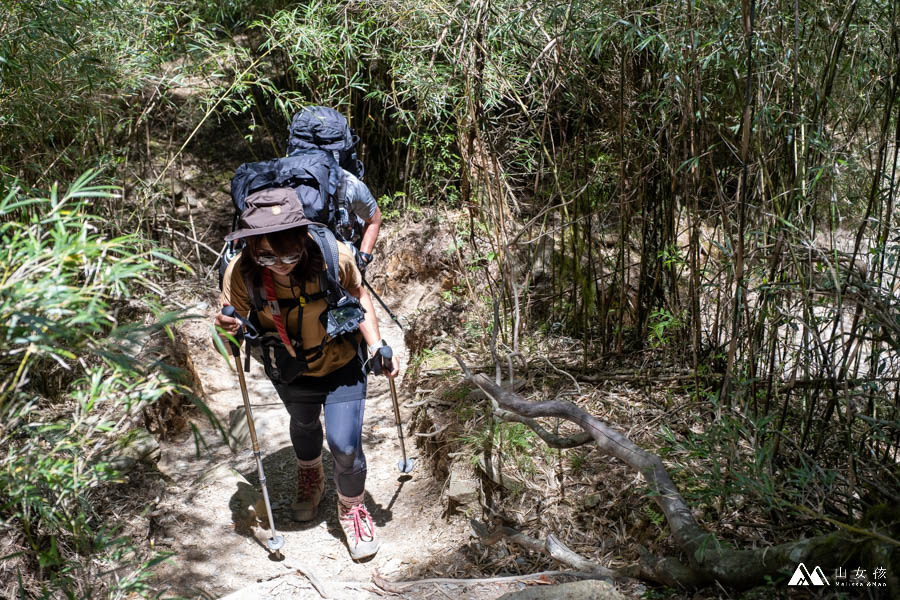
[287,106,364,180]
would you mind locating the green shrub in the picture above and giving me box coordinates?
[0,172,185,598]
[0,0,281,187]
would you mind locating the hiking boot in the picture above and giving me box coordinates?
[337,492,379,560]
[291,456,325,522]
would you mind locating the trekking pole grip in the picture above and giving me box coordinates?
[221,305,241,356]
[380,345,394,373]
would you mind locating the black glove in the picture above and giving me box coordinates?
[357,251,373,275]
[369,343,393,376]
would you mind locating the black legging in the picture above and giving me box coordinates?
[273,354,368,497]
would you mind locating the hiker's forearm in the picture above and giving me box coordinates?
[357,286,399,377]
[357,286,382,346]
[359,207,381,255]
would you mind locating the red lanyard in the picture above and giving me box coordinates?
[262,268,297,358]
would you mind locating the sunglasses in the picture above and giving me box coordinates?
[255,253,301,266]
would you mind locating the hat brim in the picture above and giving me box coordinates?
[224,217,320,242]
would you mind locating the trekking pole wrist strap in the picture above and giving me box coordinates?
[368,339,387,355]
[359,252,373,265]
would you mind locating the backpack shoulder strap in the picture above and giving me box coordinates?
[307,224,366,349]
[239,268,270,333]
[308,224,344,302]
[332,170,351,241]
[335,169,348,206]
[240,269,265,313]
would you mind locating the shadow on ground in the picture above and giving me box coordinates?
[230,445,397,556]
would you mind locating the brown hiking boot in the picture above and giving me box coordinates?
[337,492,379,560]
[291,456,324,521]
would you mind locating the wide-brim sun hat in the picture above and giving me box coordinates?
[224,187,320,242]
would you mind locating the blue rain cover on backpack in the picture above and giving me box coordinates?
[287,106,364,179]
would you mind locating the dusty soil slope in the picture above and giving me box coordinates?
[145,218,567,599]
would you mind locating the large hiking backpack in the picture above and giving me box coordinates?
[220,149,355,284]
[286,106,368,246]
[287,106,364,179]
[230,149,345,228]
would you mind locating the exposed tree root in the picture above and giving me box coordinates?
[457,358,898,592]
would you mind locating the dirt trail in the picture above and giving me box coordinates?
[137,127,565,597]
[147,247,542,599]
[152,304,431,597]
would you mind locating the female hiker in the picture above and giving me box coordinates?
[213,187,398,560]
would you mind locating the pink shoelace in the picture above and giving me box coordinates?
[340,504,374,543]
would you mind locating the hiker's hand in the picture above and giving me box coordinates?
[370,344,399,378]
[214,306,242,348]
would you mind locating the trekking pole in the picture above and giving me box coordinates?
[222,306,285,559]
[381,346,415,473]
[362,276,404,331]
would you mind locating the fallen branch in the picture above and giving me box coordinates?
[372,570,600,593]
[470,519,626,581]
[456,357,892,590]
[466,379,593,448]
[295,565,329,599]
[242,563,329,599]
[492,408,593,449]
[415,423,450,438]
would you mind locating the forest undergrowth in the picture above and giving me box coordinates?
[2,0,899,597]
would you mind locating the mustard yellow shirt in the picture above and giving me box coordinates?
[220,240,363,377]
